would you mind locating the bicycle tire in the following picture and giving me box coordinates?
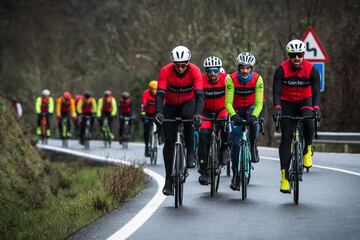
[153,133,158,165]
[210,138,216,197]
[241,142,247,200]
[179,144,185,206]
[174,144,181,208]
[226,161,231,176]
[293,141,300,204]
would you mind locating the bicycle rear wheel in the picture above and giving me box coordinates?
[293,141,300,204]
[240,142,247,200]
[209,139,216,197]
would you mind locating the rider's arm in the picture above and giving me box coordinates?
[97,98,103,118]
[35,97,41,114]
[56,98,62,118]
[252,76,264,117]
[48,97,54,114]
[273,67,283,108]
[70,99,76,117]
[91,98,97,114]
[141,91,147,113]
[193,68,204,115]
[111,97,117,117]
[76,99,83,114]
[225,75,236,117]
[310,67,321,108]
[155,68,167,114]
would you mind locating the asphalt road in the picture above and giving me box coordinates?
[39,140,360,240]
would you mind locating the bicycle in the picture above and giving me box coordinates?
[119,116,133,149]
[83,115,92,150]
[203,115,227,197]
[233,119,257,200]
[193,128,199,167]
[40,112,48,145]
[101,116,112,148]
[276,116,317,204]
[163,117,193,208]
[60,115,70,148]
[149,118,158,165]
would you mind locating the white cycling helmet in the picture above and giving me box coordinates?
[237,52,256,67]
[286,39,306,53]
[203,56,222,68]
[42,89,50,96]
[170,46,191,62]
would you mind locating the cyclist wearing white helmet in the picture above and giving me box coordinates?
[273,39,321,194]
[35,89,54,136]
[197,56,230,185]
[225,52,264,191]
[155,45,204,196]
[97,90,117,139]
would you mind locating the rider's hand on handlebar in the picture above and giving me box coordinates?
[155,113,164,126]
[231,114,242,125]
[247,115,257,125]
[313,108,322,122]
[272,108,282,122]
[193,114,202,128]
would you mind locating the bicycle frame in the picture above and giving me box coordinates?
[149,119,158,164]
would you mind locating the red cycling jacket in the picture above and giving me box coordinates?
[102,96,114,112]
[202,73,227,111]
[41,96,50,112]
[230,71,260,109]
[280,59,313,102]
[119,99,131,114]
[82,98,94,114]
[141,89,156,115]
[157,63,203,105]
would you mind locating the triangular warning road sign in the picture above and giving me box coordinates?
[302,27,330,62]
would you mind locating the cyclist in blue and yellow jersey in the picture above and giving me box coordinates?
[225,52,264,191]
[155,46,204,196]
[97,90,117,139]
[77,91,97,144]
[56,91,77,138]
[198,56,230,185]
[273,39,321,194]
[141,80,158,157]
[35,89,54,137]
[118,91,133,144]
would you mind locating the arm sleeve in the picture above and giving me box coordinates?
[156,68,167,114]
[77,99,83,114]
[35,97,41,114]
[194,90,204,115]
[111,98,117,116]
[141,91,147,112]
[97,99,103,118]
[252,76,264,117]
[225,75,236,117]
[310,67,321,107]
[49,97,54,114]
[92,98,97,113]
[70,99,76,117]
[273,67,284,107]
[56,98,61,117]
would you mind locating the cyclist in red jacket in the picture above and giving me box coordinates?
[141,80,157,157]
[118,91,132,144]
[273,39,321,193]
[198,56,229,185]
[155,46,204,196]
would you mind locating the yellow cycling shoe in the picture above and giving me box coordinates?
[303,145,313,168]
[280,169,291,194]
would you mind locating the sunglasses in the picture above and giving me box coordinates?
[205,68,220,74]
[288,52,304,58]
[174,62,189,68]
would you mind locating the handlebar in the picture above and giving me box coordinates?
[162,117,193,123]
[275,115,319,139]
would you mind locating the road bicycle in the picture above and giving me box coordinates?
[193,128,199,167]
[40,112,48,145]
[163,117,193,208]
[203,116,228,197]
[119,116,133,149]
[233,119,257,200]
[60,115,70,148]
[149,118,158,165]
[101,116,112,147]
[83,115,92,150]
[277,115,317,204]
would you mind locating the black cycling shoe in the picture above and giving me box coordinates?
[220,147,230,166]
[162,180,173,196]
[230,175,240,191]
[198,173,209,185]
[186,152,196,168]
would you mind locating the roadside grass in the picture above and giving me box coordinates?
[0,160,146,240]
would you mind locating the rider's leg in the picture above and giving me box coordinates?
[58,117,62,138]
[301,100,315,168]
[198,127,211,185]
[230,126,241,190]
[144,120,151,157]
[119,117,124,143]
[249,122,260,163]
[181,99,196,168]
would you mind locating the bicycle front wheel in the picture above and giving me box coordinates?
[209,138,216,197]
[293,141,300,204]
[240,142,247,200]
[174,144,181,208]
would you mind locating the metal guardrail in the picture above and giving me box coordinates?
[273,132,360,152]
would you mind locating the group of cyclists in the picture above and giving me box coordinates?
[34,38,322,197]
[154,39,321,196]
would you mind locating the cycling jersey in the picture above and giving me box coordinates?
[56,97,76,118]
[273,59,320,108]
[119,98,131,114]
[157,63,203,106]
[35,96,54,114]
[225,71,264,117]
[97,96,117,117]
[202,73,227,111]
[77,97,97,114]
[141,89,156,115]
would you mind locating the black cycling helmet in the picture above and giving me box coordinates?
[84,91,91,99]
